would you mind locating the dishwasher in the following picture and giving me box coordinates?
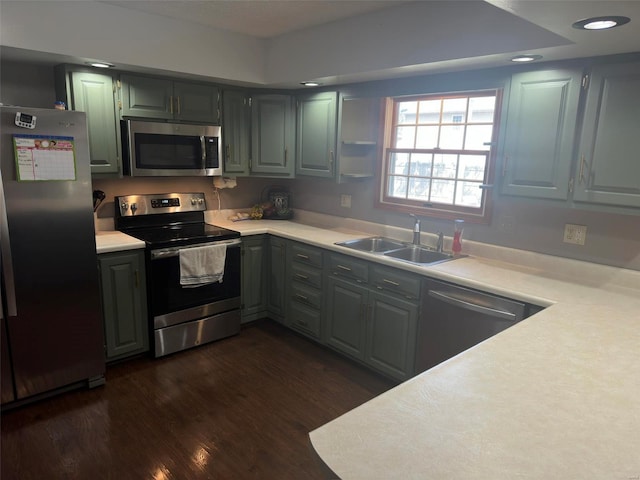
[416,278,530,373]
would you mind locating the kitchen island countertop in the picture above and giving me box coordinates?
[207,210,640,479]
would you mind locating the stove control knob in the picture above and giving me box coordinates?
[131,203,138,215]
[121,202,129,212]
[198,198,204,205]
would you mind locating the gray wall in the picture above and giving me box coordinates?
[291,176,640,271]
[3,58,638,271]
[0,60,56,108]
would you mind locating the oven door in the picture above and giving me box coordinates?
[148,238,241,330]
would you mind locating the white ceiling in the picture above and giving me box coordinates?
[2,0,639,87]
[101,0,411,38]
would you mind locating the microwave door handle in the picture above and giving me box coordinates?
[200,136,207,168]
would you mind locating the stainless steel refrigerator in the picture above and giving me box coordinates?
[1,105,105,406]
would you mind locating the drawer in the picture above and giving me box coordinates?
[289,301,321,339]
[291,243,323,268]
[371,265,421,300]
[291,262,322,289]
[291,283,322,310]
[328,253,368,284]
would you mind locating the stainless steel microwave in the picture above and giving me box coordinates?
[122,119,222,177]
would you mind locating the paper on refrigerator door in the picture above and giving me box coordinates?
[13,134,77,181]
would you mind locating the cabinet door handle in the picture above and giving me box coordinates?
[176,96,181,115]
[383,278,400,287]
[294,273,309,280]
[295,293,309,302]
[169,95,174,115]
[296,253,309,260]
[336,264,352,272]
[226,144,231,161]
[579,154,587,184]
[284,148,288,166]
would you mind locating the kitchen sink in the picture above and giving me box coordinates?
[383,245,458,265]
[336,237,463,266]
[335,237,406,253]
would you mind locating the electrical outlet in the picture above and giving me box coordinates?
[340,194,352,208]
[563,224,587,245]
[498,215,514,234]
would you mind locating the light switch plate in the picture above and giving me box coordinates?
[563,224,587,245]
[340,194,352,208]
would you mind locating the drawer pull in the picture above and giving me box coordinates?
[296,253,310,260]
[337,264,352,272]
[295,273,309,280]
[383,278,400,287]
[295,293,309,302]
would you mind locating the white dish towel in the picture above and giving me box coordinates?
[179,244,227,288]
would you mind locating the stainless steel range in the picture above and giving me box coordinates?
[115,192,241,357]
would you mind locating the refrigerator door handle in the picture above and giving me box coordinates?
[0,174,17,317]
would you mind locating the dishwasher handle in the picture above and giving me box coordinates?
[428,289,517,322]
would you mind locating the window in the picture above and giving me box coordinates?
[377,90,501,223]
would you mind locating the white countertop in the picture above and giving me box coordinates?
[95,231,145,254]
[99,211,640,478]
[206,211,640,480]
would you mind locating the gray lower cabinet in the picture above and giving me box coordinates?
[500,68,582,199]
[574,61,640,208]
[98,250,148,361]
[268,236,288,322]
[241,235,268,322]
[326,276,367,359]
[325,254,419,381]
[367,291,418,380]
[55,66,121,175]
[287,242,324,339]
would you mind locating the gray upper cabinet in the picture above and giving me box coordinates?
[337,97,381,181]
[251,94,295,177]
[296,92,338,178]
[222,90,251,176]
[500,68,582,199]
[574,61,640,209]
[121,74,220,124]
[55,66,121,175]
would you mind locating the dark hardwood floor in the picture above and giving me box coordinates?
[1,320,395,479]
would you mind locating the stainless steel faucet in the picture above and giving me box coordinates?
[409,214,421,245]
[436,232,444,252]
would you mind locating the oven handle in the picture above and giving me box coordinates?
[150,238,242,260]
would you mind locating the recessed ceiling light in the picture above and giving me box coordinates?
[510,55,543,63]
[86,61,115,68]
[572,16,631,30]
[300,81,320,87]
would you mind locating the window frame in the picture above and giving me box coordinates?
[375,89,503,224]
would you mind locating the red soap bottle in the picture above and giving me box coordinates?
[452,219,464,255]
